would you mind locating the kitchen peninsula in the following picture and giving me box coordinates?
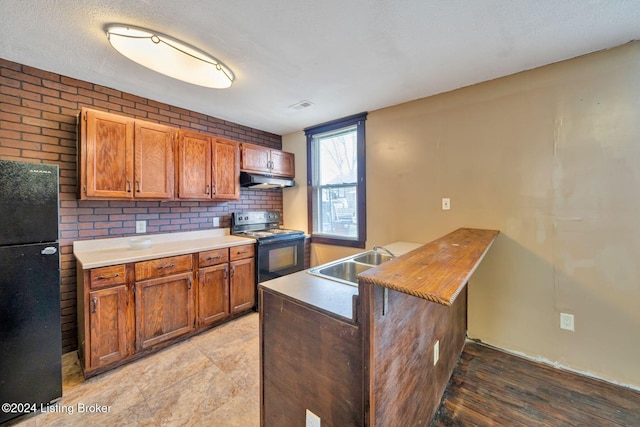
[259,228,499,426]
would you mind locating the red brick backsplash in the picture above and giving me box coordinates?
[0,58,283,353]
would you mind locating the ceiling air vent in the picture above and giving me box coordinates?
[288,100,314,110]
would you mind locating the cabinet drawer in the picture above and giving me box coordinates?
[199,248,229,268]
[135,254,193,281]
[90,265,126,289]
[230,244,255,261]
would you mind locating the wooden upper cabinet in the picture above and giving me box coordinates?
[213,138,240,199]
[240,143,295,178]
[79,108,174,200]
[241,143,271,174]
[270,150,295,177]
[175,131,240,200]
[176,130,212,199]
[81,108,134,199]
[134,121,174,199]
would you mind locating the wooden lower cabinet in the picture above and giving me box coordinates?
[230,257,255,313]
[78,243,256,378]
[88,285,131,369]
[198,263,230,327]
[135,271,195,350]
[230,244,256,314]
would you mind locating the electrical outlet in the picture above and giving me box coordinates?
[306,409,321,427]
[135,220,146,234]
[212,217,220,227]
[434,340,440,366]
[442,198,451,210]
[560,313,574,331]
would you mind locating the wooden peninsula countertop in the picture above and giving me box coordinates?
[358,228,499,306]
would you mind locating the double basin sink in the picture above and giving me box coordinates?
[307,250,393,286]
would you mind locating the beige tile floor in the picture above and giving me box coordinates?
[11,313,260,427]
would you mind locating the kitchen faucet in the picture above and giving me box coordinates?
[373,245,395,258]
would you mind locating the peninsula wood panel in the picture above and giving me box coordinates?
[260,289,363,427]
[362,285,467,426]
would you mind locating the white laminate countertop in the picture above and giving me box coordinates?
[259,241,424,322]
[73,229,256,269]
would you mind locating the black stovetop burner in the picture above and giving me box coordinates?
[231,211,304,243]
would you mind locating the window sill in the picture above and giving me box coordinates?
[310,235,365,249]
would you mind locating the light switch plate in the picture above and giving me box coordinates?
[442,198,451,210]
[212,217,220,227]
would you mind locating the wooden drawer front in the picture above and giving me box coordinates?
[199,248,229,268]
[90,265,126,289]
[230,244,255,261]
[135,255,193,281]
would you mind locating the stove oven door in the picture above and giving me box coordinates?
[257,237,305,282]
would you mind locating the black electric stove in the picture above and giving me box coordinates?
[231,211,305,283]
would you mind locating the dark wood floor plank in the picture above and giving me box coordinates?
[431,342,640,427]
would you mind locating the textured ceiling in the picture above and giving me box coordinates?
[1,0,639,135]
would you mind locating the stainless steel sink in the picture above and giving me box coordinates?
[307,250,394,286]
[316,261,371,284]
[352,252,393,265]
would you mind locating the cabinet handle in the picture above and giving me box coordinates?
[205,184,210,195]
[224,266,228,279]
[157,263,175,270]
[187,277,192,290]
[136,180,141,192]
[239,249,248,254]
[230,265,235,277]
[126,179,132,193]
[92,297,98,313]
[212,184,217,195]
[207,255,222,260]
[97,273,119,280]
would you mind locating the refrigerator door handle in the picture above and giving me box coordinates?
[41,247,57,255]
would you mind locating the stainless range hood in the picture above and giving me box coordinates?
[240,172,295,189]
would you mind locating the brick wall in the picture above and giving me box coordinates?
[0,58,284,353]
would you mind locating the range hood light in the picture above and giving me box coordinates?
[105,24,234,89]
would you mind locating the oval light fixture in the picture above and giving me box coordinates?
[105,24,234,89]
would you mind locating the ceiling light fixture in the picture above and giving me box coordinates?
[105,24,234,89]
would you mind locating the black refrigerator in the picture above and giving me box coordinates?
[0,160,62,424]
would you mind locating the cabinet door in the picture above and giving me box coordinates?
[89,285,130,369]
[270,150,295,177]
[213,138,240,199]
[82,108,134,199]
[135,272,195,349]
[230,257,255,313]
[198,264,229,327]
[177,130,212,199]
[135,121,174,199]
[240,143,271,174]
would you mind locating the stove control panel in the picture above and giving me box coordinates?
[232,211,281,226]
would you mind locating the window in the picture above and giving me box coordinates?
[305,112,367,248]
